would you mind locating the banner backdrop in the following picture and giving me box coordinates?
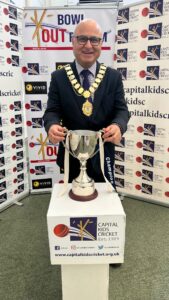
[0,1,29,210]
[23,7,117,193]
[114,0,169,206]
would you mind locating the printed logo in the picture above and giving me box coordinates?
[14,101,21,111]
[16,151,24,160]
[117,8,129,24]
[148,23,162,39]
[147,45,161,60]
[0,131,3,141]
[142,169,153,181]
[149,0,163,18]
[17,173,24,183]
[115,150,125,162]
[117,68,127,80]
[30,100,42,111]
[143,140,155,152]
[10,39,19,51]
[9,6,17,20]
[144,124,156,136]
[18,184,24,193]
[116,49,128,63]
[53,217,97,241]
[139,66,159,80]
[32,118,43,128]
[0,193,7,203]
[0,169,5,180]
[29,133,57,162]
[32,178,52,189]
[142,155,154,167]
[27,63,40,75]
[35,165,46,175]
[15,127,23,137]
[117,29,129,44]
[115,177,124,188]
[0,144,4,154]
[115,164,125,175]
[0,157,5,167]
[9,23,18,36]
[25,82,47,94]
[142,183,153,194]
[17,162,24,172]
[0,181,6,192]
[15,114,22,124]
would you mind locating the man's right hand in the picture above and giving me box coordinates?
[48,124,66,144]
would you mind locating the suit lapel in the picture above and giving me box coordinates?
[69,62,91,122]
[91,62,106,120]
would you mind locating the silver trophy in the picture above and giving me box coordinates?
[64,130,101,201]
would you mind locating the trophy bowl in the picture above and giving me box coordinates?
[68,130,99,201]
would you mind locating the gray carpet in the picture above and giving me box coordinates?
[0,194,169,300]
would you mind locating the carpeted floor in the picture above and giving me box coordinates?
[0,193,169,300]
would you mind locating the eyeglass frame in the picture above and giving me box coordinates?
[73,35,103,46]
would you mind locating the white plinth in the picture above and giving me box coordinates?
[47,183,126,300]
[62,264,109,300]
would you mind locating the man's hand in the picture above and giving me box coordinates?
[48,124,66,144]
[103,124,122,145]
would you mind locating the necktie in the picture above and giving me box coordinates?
[80,69,93,116]
[81,69,91,91]
[80,69,93,104]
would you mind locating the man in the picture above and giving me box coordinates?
[43,19,130,187]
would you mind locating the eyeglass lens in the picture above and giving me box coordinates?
[76,35,101,45]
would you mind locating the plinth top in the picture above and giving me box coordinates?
[47,183,125,218]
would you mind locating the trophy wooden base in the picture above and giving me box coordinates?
[69,189,98,201]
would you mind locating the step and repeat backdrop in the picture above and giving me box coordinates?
[1,0,169,208]
[23,7,117,193]
[0,1,29,210]
[114,0,169,205]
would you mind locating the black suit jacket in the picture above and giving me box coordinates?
[43,61,130,180]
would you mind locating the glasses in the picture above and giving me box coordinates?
[74,35,102,46]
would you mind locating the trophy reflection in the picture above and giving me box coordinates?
[67,130,99,201]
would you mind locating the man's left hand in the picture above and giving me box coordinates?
[103,124,122,145]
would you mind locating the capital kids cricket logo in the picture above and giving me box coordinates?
[54,217,97,241]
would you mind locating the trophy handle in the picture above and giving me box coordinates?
[62,130,77,159]
[89,130,104,158]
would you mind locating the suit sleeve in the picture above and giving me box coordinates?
[43,72,62,133]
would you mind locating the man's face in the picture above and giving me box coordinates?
[72,22,102,68]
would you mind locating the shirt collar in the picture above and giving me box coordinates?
[75,60,96,77]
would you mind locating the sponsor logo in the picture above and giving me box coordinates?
[117,8,129,24]
[142,183,153,194]
[115,177,124,188]
[142,169,153,181]
[0,193,7,203]
[148,22,162,39]
[27,63,40,75]
[53,217,97,241]
[9,6,17,20]
[32,178,52,189]
[143,140,155,152]
[10,39,19,51]
[116,49,128,63]
[149,0,163,18]
[117,67,127,80]
[32,118,43,128]
[25,82,47,94]
[117,29,128,44]
[0,71,13,77]
[115,164,125,175]
[9,23,18,36]
[142,155,154,167]
[147,45,161,60]
[115,150,125,162]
